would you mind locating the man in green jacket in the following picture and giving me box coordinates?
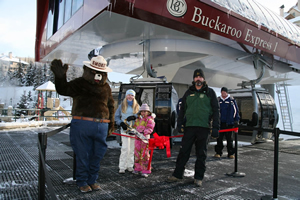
[167,69,220,187]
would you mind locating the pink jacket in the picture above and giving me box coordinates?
[133,115,155,137]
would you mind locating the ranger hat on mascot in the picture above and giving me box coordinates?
[83,55,113,72]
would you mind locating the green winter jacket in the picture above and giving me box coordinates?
[177,83,220,129]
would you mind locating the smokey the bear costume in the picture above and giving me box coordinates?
[51,55,114,192]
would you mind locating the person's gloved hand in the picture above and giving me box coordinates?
[51,59,68,79]
[178,125,185,133]
[120,122,127,130]
[127,131,135,135]
[234,121,239,127]
[107,122,114,137]
[126,115,136,121]
[233,121,239,132]
[211,128,219,139]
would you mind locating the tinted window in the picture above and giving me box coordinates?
[57,0,65,29]
[64,0,72,23]
[72,0,83,15]
[46,9,54,39]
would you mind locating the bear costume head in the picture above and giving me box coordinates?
[82,56,112,85]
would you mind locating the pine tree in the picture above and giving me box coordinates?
[25,62,35,86]
[11,62,25,86]
[27,91,34,108]
[0,61,84,87]
[0,63,5,84]
[20,63,26,86]
[67,65,83,81]
[6,68,14,86]
[16,91,28,116]
[43,63,55,83]
[0,66,8,86]
[33,63,43,89]
[42,63,47,83]
[48,69,55,83]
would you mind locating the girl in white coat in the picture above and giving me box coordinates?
[115,89,140,173]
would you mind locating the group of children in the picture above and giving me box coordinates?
[114,89,155,178]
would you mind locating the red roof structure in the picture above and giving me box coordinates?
[35,0,300,88]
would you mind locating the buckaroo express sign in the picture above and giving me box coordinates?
[164,0,290,59]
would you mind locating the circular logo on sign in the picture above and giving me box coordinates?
[166,0,187,17]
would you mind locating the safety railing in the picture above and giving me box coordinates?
[230,125,300,200]
[36,123,300,199]
[38,123,71,200]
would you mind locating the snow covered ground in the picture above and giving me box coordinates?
[0,118,71,130]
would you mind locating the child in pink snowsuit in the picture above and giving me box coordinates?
[132,103,155,177]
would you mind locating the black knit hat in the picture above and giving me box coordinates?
[221,87,228,93]
[193,69,205,79]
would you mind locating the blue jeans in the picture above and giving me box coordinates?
[70,119,108,187]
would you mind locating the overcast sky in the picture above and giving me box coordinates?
[0,0,36,58]
[0,0,296,58]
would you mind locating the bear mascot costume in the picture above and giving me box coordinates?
[51,55,114,193]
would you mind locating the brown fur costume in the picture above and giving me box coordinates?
[50,59,115,136]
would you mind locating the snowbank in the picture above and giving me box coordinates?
[0,119,71,130]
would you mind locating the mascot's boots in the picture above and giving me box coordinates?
[79,185,92,193]
[89,183,101,191]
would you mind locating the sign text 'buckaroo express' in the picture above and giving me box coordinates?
[190,6,279,53]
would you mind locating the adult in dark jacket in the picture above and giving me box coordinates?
[167,69,220,187]
[51,55,115,193]
[214,87,240,159]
